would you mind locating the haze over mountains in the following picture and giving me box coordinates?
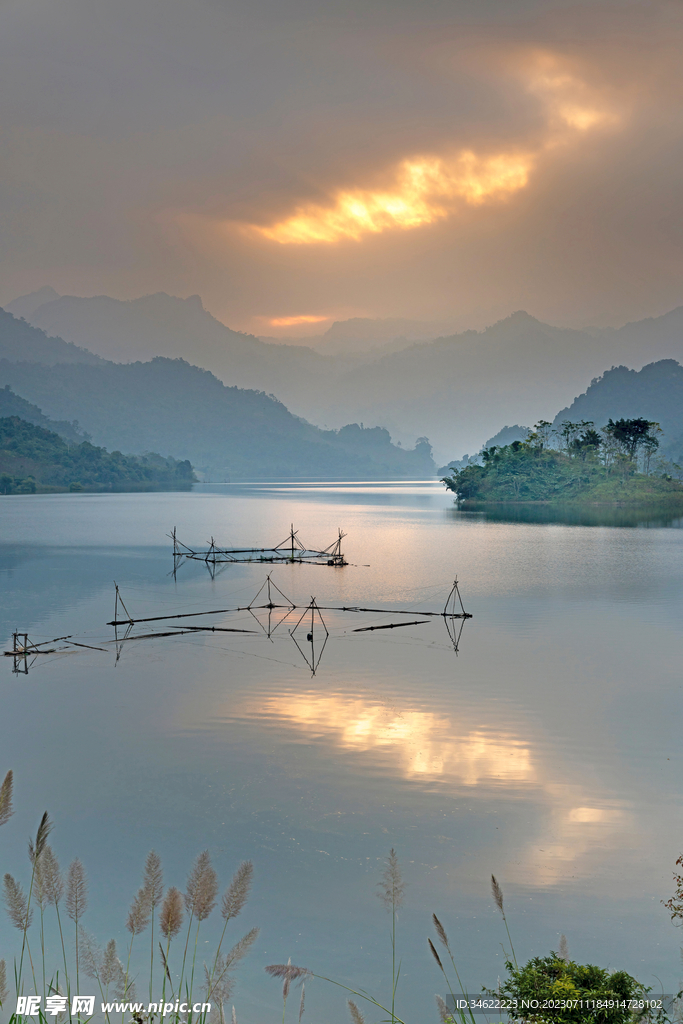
[0,309,434,480]
[9,287,683,462]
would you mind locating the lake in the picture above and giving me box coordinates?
[1,482,682,1022]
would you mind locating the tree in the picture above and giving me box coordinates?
[559,421,582,452]
[498,952,653,1024]
[662,852,683,923]
[640,423,662,475]
[571,423,601,461]
[526,420,554,450]
[604,418,655,462]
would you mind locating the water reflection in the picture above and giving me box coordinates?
[452,502,683,528]
[233,689,636,887]
[244,691,535,785]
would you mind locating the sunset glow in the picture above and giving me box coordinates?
[255,692,535,785]
[527,55,617,134]
[269,314,329,326]
[249,61,618,246]
[254,151,534,245]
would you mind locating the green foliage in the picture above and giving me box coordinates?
[662,852,683,923]
[499,953,651,1024]
[0,383,88,443]
[554,360,683,467]
[443,418,682,505]
[0,416,196,493]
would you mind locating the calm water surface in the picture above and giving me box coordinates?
[1,482,682,1022]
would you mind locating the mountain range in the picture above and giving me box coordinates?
[0,311,434,480]
[8,287,683,461]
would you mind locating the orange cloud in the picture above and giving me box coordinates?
[269,314,330,326]
[526,53,619,135]
[254,151,534,245]
[246,58,620,246]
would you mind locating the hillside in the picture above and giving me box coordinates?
[0,384,88,443]
[0,417,195,494]
[0,307,102,366]
[0,307,433,479]
[553,360,683,464]
[4,290,332,401]
[0,356,434,480]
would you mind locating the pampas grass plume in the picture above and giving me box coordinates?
[436,994,450,1023]
[41,846,64,906]
[34,811,53,861]
[223,927,259,971]
[126,887,151,935]
[0,957,8,1005]
[143,851,163,908]
[377,848,406,911]
[432,913,449,949]
[159,886,184,939]
[0,771,14,827]
[221,861,253,921]
[185,851,218,921]
[348,999,366,1024]
[265,961,311,1001]
[80,928,101,979]
[101,939,122,986]
[3,873,32,929]
[428,938,444,970]
[491,875,504,915]
[65,859,88,922]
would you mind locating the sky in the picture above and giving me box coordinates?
[1,0,682,337]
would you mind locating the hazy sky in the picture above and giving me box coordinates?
[1,0,682,336]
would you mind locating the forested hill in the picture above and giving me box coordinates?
[0,417,195,494]
[554,360,683,463]
[0,384,87,443]
[0,357,434,480]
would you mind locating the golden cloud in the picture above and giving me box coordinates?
[269,314,330,326]
[247,57,621,245]
[254,151,534,245]
[257,692,534,786]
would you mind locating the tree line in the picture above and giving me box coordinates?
[482,417,672,477]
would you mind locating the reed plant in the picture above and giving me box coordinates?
[0,770,257,1024]
[264,849,414,1024]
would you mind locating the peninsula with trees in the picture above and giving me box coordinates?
[442,417,683,507]
[0,416,195,494]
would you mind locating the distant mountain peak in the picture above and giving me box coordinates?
[5,286,61,321]
[498,310,540,325]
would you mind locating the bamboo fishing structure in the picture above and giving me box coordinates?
[170,524,348,574]
[5,576,471,675]
[107,577,472,627]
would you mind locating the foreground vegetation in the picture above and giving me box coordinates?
[0,417,195,494]
[1,770,676,1024]
[443,418,683,506]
